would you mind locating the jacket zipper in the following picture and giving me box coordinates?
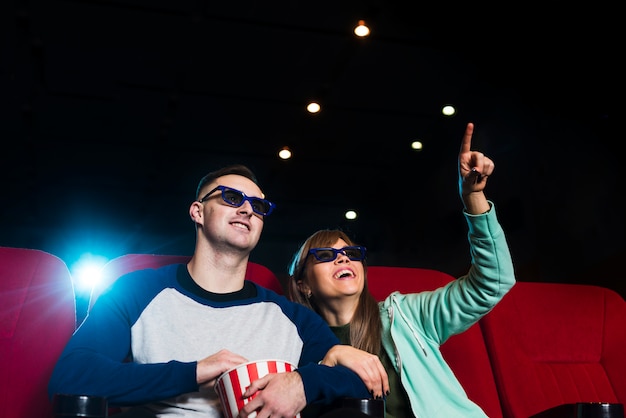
[390,294,428,357]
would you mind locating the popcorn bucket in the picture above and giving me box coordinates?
[215,359,300,418]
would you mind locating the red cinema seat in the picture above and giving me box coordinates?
[480,282,626,418]
[0,247,76,418]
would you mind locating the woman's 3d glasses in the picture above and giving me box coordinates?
[307,246,367,263]
[199,185,276,216]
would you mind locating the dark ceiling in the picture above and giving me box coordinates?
[1,1,621,295]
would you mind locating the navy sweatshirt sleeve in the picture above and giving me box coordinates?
[48,266,199,404]
[271,291,371,403]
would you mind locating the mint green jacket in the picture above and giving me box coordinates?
[379,203,515,418]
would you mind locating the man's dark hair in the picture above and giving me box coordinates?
[195,164,259,199]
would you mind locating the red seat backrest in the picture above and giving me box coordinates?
[89,254,283,311]
[480,281,626,418]
[367,266,504,418]
[0,247,76,418]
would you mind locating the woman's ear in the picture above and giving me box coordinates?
[296,280,310,296]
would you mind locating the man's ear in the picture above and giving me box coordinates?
[189,201,203,223]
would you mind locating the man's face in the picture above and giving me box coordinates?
[197,174,267,254]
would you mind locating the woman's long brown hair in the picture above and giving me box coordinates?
[287,230,382,355]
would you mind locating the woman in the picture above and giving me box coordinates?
[287,122,516,418]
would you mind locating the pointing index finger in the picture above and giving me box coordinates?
[460,122,474,153]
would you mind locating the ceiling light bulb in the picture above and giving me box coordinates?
[278,146,292,160]
[442,105,456,116]
[354,20,370,37]
[307,102,321,113]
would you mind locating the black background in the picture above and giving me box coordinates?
[1,1,621,298]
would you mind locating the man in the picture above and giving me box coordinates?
[48,164,371,418]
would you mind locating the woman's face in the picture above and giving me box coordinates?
[304,238,365,302]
